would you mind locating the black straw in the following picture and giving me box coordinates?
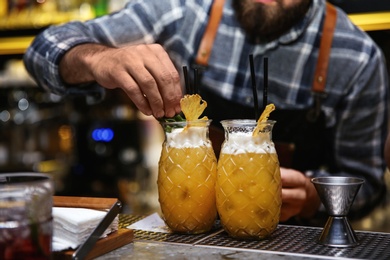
[263,57,268,110]
[183,66,191,94]
[193,68,199,94]
[249,54,259,121]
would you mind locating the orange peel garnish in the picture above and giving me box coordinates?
[252,103,275,136]
[180,94,208,121]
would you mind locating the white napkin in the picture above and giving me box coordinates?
[52,207,118,252]
[127,212,171,233]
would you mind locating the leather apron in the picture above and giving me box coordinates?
[191,0,338,173]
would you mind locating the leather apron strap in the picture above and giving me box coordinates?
[195,1,337,94]
[312,3,337,93]
[307,3,337,121]
[195,0,226,67]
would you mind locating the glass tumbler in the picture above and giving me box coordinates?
[157,120,217,234]
[216,120,281,239]
[0,173,54,260]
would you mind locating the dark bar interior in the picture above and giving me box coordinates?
[1,1,390,258]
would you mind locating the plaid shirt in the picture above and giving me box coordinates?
[24,0,389,214]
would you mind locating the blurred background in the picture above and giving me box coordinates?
[0,0,390,230]
[0,0,163,215]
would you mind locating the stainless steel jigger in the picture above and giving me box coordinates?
[311,176,364,247]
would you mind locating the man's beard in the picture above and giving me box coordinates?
[232,0,311,43]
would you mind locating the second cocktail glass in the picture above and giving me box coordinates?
[216,119,281,239]
[157,119,218,234]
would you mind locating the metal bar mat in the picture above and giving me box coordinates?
[119,214,390,259]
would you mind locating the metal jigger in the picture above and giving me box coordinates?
[311,177,364,247]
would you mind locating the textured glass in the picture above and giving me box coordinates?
[157,120,217,234]
[216,120,281,240]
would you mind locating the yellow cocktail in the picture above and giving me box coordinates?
[158,120,217,234]
[216,119,281,239]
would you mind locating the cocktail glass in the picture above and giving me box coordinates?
[0,172,54,259]
[157,119,218,234]
[216,119,281,240]
[311,176,364,247]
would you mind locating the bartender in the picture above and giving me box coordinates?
[23,0,389,225]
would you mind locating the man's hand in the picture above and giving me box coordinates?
[59,43,182,118]
[280,167,321,222]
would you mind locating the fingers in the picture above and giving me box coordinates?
[126,63,166,118]
[282,185,306,202]
[122,44,182,118]
[280,203,301,222]
[280,168,307,221]
[148,44,182,116]
[280,188,307,222]
[281,168,307,187]
[92,44,182,118]
[114,70,154,116]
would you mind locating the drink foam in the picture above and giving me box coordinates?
[221,132,276,154]
[166,127,210,148]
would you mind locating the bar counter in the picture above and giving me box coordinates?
[94,214,390,260]
[95,241,312,260]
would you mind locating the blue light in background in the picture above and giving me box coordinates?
[92,128,114,142]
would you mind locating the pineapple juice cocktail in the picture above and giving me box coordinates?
[216,119,281,239]
[158,119,218,234]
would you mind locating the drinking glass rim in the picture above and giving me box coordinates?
[160,119,213,126]
[0,172,52,186]
[311,176,365,186]
[220,119,276,126]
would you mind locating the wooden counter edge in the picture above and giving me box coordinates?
[53,196,119,210]
[52,228,134,260]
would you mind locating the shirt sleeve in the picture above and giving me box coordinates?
[23,21,102,96]
[23,0,184,97]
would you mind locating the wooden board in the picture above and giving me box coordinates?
[53,228,134,260]
[53,196,119,210]
[52,196,134,259]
